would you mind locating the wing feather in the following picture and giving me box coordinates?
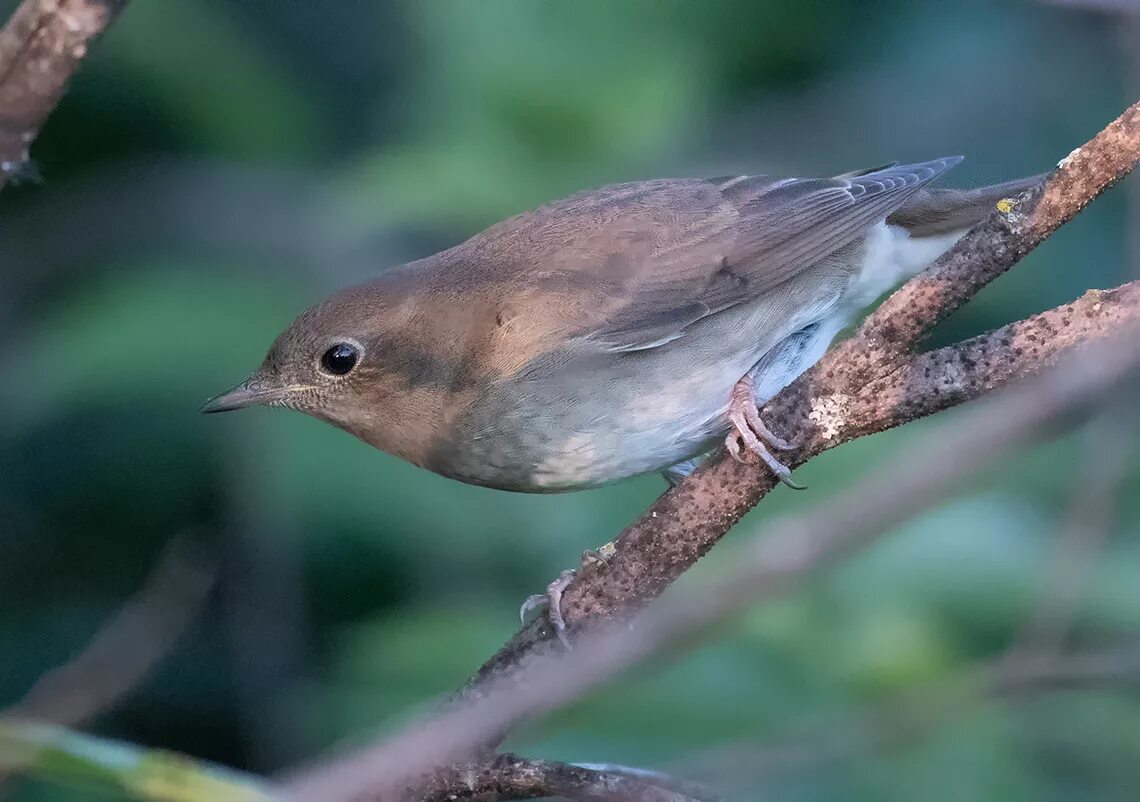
[455,158,964,354]
[589,157,962,350]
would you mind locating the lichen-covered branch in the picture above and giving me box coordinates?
[815,282,1140,443]
[839,99,1140,369]
[455,100,1140,714]
[0,0,128,190]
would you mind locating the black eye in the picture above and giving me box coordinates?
[321,343,359,375]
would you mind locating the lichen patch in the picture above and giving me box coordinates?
[807,394,851,441]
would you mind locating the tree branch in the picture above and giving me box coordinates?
[414,754,717,802]
[0,0,128,190]
[456,99,1140,715]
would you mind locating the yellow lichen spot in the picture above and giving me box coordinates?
[995,198,1016,214]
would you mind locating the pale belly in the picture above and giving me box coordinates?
[441,298,851,492]
[522,316,849,490]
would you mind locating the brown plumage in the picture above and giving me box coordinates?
[203,159,1041,492]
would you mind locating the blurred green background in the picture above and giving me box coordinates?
[1,1,1138,800]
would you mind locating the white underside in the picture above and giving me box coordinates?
[842,222,966,313]
[755,222,967,402]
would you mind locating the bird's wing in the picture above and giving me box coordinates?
[458,158,962,355]
[589,158,963,352]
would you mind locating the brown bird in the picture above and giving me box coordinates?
[203,159,1039,493]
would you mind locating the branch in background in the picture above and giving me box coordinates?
[1005,378,1135,661]
[1,534,215,728]
[677,639,1140,790]
[279,327,1140,802]
[457,100,1140,714]
[0,0,129,191]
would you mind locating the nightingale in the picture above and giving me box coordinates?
[203,158,1040,492]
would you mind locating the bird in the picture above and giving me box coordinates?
[203,158,1040,494]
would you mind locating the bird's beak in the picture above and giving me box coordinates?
[200,376,297,414]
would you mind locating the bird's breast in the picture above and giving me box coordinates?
[428,348,740,492]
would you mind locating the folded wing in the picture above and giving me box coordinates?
[589,157,963,351]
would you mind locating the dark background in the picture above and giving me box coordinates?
[1,2,1138,800]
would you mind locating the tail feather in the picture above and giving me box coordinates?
[887,173,1046,237]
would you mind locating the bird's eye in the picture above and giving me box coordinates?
[320,343,359,376]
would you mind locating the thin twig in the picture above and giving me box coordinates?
[2,534,216,727]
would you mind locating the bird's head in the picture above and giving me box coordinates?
[200,265,484,468]
[201,282,395,437]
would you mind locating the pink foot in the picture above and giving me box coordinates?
[724,375,805,490]
[519,569,576,649]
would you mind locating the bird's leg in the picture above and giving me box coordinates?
[519,569,576,649]
[724,374,805,489]
[519,544,615,649]
[662,456,702,487]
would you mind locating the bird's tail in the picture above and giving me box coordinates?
[886,173,1046,238]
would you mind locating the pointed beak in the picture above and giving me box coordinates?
[200,376,295,414]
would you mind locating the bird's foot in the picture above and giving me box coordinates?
[520,569,576,649]
[519,545,615,649]
[724,375,805,490]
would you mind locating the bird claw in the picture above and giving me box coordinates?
[519,594,547,624]
[518,546,615,648]
[725,377,805,490]
[519,568,577,649]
